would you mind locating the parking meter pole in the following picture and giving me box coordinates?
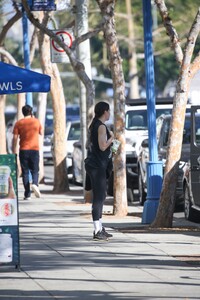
[141,0,163,224]
[22,1,33,107]
[22,0,33,184]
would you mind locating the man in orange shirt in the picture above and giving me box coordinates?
[12,105,43,200]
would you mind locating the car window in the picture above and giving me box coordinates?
[194,112,200,146]
[162,115,200,147]
[66,106,80,116]
[162,117,191,146]
[66,106,80,121]
[45,113,53,127]
[156,114,170,139]
[162,120,170,146]
[125,111,148,130]
[5,112,16,125]
[44,112,54,135]
[183,118,191,144]
[68,123,81,140]
[182,116,200,145]
[125,108,173,130]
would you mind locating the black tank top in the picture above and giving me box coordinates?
[86,119,112,169]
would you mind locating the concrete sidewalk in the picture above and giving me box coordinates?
[0,179,200,300]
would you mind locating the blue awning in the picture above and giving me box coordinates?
[0,62,51,95]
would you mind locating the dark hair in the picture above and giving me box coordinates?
[94,101,110,118]
[87,102,110,146]
[22,105,33,117]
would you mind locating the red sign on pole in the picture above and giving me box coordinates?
[51,29,73,63]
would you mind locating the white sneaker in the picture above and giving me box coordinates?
[31,184,41,198]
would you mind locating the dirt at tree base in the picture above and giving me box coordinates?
[113,225,200,234]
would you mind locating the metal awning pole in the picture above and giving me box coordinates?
[22,0,33,107]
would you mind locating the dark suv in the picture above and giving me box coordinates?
[182,106,200,223]
[138,112,192,207]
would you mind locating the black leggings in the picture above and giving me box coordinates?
[85,164,107,221]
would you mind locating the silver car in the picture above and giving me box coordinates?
[51,121,81,174]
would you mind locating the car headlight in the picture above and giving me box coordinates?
[43,135,52,145]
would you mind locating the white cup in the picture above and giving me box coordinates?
[111,139,121,153]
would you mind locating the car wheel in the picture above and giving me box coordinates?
[138,168,146,206]
[184,184,200,223]
[71,159,76,184]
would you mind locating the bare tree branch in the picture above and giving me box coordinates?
[0,11,22,45]
[71,25,103,50]
[21,0,103,57]
[178,8,200,92]
[154,0,183,65]
[0,47,18,65]
[20,0,101,107]
[190,50,200,79]
[29,26,39,64]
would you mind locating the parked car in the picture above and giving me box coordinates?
[72,140,83,184]
[182,106,200,223]
[39,105,80,163]
[66,104,80,122]
[125,97,176,200]
[51,120,81,174]
[137,111,192,207]
[43,109,54,163]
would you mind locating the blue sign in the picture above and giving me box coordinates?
[30,0,56,11]
[0,62,51,95]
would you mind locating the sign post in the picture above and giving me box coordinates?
[50,29,73,63]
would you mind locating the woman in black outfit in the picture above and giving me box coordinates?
[85,101,114,240]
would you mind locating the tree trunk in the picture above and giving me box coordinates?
[152,7,200,228]
[126,0,139,99]
[0,12,22,155]
[152,93,188,227]
[37,12,69,193]
[97,0,128,216]
[51,64,69,192]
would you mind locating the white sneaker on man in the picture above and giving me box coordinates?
[31,184,41,198]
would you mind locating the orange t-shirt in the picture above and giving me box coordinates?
[13,117,42,151]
